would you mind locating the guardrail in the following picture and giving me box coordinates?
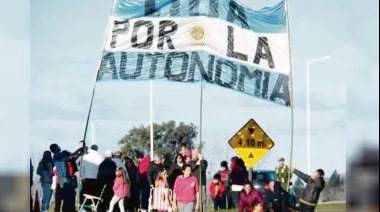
[318,201,346,205]
[295,201,346,207]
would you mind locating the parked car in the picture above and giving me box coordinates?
[251,170,297,212]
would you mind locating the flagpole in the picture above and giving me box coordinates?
[150,80,154,159]
[76,1,116,210]
[284,0,295,192]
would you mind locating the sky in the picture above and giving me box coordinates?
[0,0,378,176]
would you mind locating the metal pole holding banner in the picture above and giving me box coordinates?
[284,0,295,193]
[76,1,116,210]
[150,80,154,159]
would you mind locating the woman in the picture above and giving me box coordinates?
[230,158,248,208]
[184,156,192,165]
[172,164,200,212]
[37,151,54,212]
[238,181,265,212]
[123,156,139,212]
[161,154,172,172]
[168,154,184,189]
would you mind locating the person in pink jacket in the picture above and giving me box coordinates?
[108,167,128,212]
[178,143,191,158]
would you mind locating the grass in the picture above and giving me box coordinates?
[48,203,347,212]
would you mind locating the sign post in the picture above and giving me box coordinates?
[248,167,253,181]
[228,119,275,178]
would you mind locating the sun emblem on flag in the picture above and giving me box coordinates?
[191,27,205,40]
[185,17,211,46]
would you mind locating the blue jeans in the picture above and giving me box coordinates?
[41,183,53,211]
[231,191,240,209]
[141,183,150,210]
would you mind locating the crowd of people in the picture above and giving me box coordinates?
[30,141,326,212]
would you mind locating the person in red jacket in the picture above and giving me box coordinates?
[138,153,151,212]
[238,181,265,212]
[209,174,226,211]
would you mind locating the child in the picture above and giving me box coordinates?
[209,174,225,211]
[178,143,191,158]
[252,202,264,212]
[155,170,169,189]
[108,167,128,212]
[172,164,200,212]
[154,170,171,212]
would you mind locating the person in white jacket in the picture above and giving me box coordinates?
[81,144,103,196]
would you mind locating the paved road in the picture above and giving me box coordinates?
[0,175,29,212]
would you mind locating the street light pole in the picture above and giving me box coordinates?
[306,55,333,175]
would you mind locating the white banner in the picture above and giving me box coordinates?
[97,0,291,107]
[104,16,290,75]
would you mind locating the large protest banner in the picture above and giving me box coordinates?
[97,0,291,107]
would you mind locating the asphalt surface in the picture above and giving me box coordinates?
[0,175,29,212]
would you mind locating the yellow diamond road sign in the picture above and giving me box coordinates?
[228,119,275,168]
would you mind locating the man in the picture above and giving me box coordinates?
[50,143,83,212]
[147,154,164,188]
[268,181,291,212]
[275,158,292,191]
[98,150,117,212]
[137,153,151,212]
[54,160,76,212]
[216,161,232,209]
[290,166,325,212]
[81,144,103,196]
[190,149,208,212]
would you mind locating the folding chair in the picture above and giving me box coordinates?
[79,184,106,212]
[148,188,173,212]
